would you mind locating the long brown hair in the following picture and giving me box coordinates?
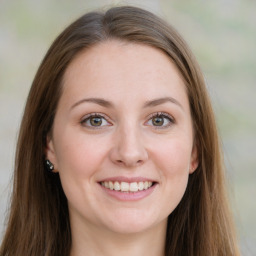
[0,6,239,256]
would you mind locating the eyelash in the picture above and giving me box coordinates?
[80,113,112,129]
[145,112,175,129]
[80,112,175,129]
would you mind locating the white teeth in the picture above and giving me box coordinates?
[109,181,114,190]
[144,181,149,190]
[130,182,138,192]
[138,181,144,191]
[114,181,120,191]
[104,181,109,189]
[101,181,154,192]
[121,182,129,192]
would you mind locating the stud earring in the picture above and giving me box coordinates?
[45,159,54,172]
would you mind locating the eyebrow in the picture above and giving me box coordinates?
[143,97,184,110]
[70,98,114,110]
[70,96,183,111]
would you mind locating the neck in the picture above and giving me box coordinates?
[70,218,167,256]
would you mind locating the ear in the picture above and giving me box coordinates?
[189,143,199,174]
[45,135,58,172]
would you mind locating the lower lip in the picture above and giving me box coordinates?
[99,183,157,201]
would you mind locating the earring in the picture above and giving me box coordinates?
[45,159,54,172]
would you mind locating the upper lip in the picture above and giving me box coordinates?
[98,176,157,183]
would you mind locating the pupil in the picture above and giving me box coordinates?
[153,116,163,126]
[90,117,102,126]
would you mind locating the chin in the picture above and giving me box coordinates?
[106,222,153,235]
[101,209,164,234]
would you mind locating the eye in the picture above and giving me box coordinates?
[146,112,174,128]
[81,113,111,128]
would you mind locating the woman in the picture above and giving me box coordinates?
[0,6,239,256]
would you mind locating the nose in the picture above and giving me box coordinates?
[109,125,148,168]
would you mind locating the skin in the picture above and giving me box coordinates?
[46,40,198,256]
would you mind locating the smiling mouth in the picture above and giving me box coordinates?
[100,181,155,192]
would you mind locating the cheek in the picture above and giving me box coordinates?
[150,136,192,213]
[54,129,110,179]
[54,132,111,209]
[153,137,192,176]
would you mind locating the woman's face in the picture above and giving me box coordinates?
[47,40,198,235]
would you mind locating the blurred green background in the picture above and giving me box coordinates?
[0,0,255,254]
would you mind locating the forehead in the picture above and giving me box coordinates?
[61,40,189,110]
